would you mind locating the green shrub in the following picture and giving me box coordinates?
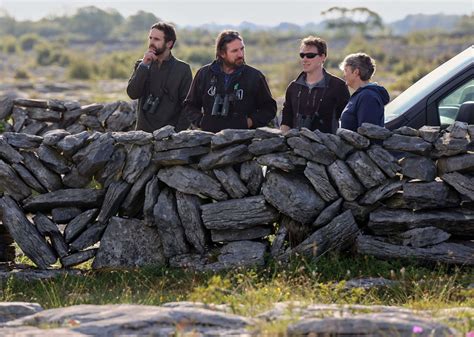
[178,46,214,66]
[19,33,42,51]
[35,42,70,66]
[0,35,17,54]
[102,62,130,79]
[99,51,136,79]
[67,57,95,80]
[392,61,414,75]
[388,64,432,92]
[35,43,53,65]
[343,35,386,63]
[14,68,30,79]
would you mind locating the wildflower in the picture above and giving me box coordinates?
[66,319,80,327]
[390,270,396,279]
[412,326,423,334]
[466,331,474,337]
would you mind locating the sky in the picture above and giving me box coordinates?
[0,0,472,26]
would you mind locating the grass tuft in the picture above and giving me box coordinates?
[1,253,472,333]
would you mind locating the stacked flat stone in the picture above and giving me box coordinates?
[0,97,137,135]
[0,109,473,270]
[356,123,474,265]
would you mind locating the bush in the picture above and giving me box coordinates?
[35,42,70,66]
[178,46,214,66]
[19,33,42,51]
[99,51,136,79]
[0,35,17,54]
[14,68,30,79]
[102,62,130,79]
[392,61,414,75]
[67,58,96,80]
[343,35,386,63]
[388,64,432,92]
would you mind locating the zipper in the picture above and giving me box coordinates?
[296,88,302,116]
[306,87,312,108]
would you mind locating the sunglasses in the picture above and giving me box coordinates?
[299,52,320,59]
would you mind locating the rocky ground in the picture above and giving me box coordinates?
[0,300,468,336]
[0,268,471,336]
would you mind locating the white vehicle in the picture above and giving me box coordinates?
[385,45,474,129]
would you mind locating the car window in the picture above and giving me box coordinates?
[438,78,474,125]
[385,46,473,124]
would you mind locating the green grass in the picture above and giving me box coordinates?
[2,254,472,329]
[1,254,473,333]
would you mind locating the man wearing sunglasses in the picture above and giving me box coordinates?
[184,30,277,132]
[280,36,350,134]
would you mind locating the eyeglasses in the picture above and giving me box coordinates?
[299,52,320,59]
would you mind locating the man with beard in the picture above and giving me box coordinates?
[184,30,276,132]
[127,22,192,132]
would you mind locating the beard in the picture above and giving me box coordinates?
[223,57,245,69]
[150,44,166,56]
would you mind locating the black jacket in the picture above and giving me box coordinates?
[281,70,350,133]
[126,54,192,132]
[184,60,277,133]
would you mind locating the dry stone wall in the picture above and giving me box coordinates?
[0,97,137,135]
[0,98,474,270]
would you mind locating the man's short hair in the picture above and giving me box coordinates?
[215,30,243,59]
[301,36,327,57]
[151,22,177,49]
[340,53,376,81]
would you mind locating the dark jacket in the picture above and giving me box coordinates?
[184,60,277,133]
[126,54,192,133]
[281,70,350,133]
[340,83,390,131]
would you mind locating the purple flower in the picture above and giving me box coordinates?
[466,331,474,337]
[412,326,424,334]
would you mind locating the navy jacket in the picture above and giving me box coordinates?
[340,84,390,131]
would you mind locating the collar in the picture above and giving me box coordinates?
[210,59,245,76]
[295,68,328,88]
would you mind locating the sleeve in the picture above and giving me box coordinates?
[280,83,294,128]
[248,72,277,128]
[175,64,193,131]
[356,93,384,127]
[335,83,351,120]
[126,60,149,100]
[183,67,205,128]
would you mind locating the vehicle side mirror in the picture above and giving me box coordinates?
[455,101,474,124]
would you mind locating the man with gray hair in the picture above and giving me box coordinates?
[339,53,389,131]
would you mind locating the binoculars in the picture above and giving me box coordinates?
[211,94,231,117]
[142,94,160,114]
[296,114,314,129]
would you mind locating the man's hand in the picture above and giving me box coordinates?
[247,117,253,128]
[280,125,290,133]
[142,49,158,65]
